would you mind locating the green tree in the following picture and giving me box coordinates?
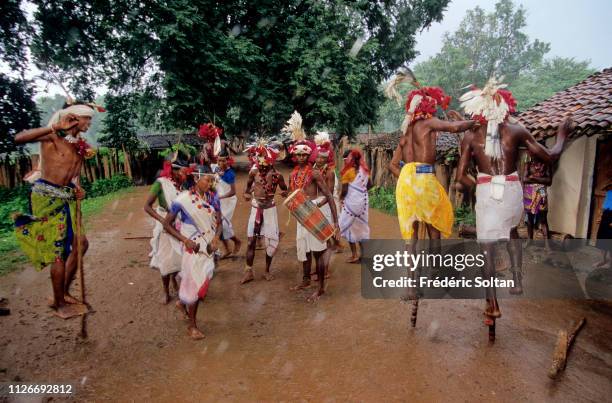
[414,0,549,104]
[0,1,40,154]
[0,74,41,154]
[511,57,595,111]
[377,0,594,130]
[97,93,140,150]
[29,0,451,139]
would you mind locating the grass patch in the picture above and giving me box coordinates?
[368,186,397,215]
[0,186,135,276]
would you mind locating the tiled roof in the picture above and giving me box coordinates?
[518,68,612,139]
[137,133,205,149]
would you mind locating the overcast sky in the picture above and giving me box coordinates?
[414,0,611,69]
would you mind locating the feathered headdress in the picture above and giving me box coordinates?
[384,67,450,133]
[245,138,280,168]
[281,111,305,141]
[459,76,517,159]
[313,131,334,164]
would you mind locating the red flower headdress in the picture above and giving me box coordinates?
[245,139,280,169]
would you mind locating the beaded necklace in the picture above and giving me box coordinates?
[290,165,313,191]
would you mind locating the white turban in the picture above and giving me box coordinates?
[291,144,312,155]
[47,104,96,129]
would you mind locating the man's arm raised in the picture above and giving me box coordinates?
[428,116,476,133]
[15,113,79,144]
[522,117,572,164]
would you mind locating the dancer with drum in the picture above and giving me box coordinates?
[288,141,339,302]
[241,141,288,284]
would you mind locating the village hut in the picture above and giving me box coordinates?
[518,68,612,241]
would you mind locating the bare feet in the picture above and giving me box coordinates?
[263,271,275,281]
[187,326,205,340]
[48,294,80,307]
[233,239,242,255]
[346,256,360,264]
[161,294,171,305]
[64,293,81,304]
[291,279,311,291]
[175,300,189,320]
[307,288,324,302]
[240,269,254,285]
[52,303,87,319]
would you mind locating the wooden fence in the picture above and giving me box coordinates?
[0,148,165,189]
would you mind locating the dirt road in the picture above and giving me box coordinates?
[1,168,611,401]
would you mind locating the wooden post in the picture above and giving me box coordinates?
[102,155,110,179]
[122,144,133,179]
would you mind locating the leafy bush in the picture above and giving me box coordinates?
[454,205,476,226]
[0,185,31,232]
[84,174,133,198]
[369,186,397,215]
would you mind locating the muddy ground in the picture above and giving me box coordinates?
[1,167,611,402]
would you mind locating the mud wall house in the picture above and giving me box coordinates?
[518,68,612,241]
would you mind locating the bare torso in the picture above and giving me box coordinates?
[250,168,284,208]
[465,123,527,176]
[313,164,335,198]
[40,135,83,186]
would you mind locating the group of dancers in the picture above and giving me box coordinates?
[144,114,373,338]
[11,70,574,341]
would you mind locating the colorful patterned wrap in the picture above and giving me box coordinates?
[284,189,335,242]
[14,179,78,270]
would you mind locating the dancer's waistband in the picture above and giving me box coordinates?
[476,172,519,184]
[415,164,434,174]
[251,199,276,209]
[32,179,75,200]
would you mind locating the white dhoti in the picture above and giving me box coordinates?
[247,201,279,256]
[220,195,237,239]
[339,168,370,243]
[475,172,523,240]
[215,171,237,240]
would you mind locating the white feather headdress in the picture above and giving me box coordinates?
[460,76,514,159]
[282,111,305,141]
[314,131,330,145]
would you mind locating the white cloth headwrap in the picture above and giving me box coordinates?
[292,144,312,155]
[47,105,96,129]
[460,77,510,159]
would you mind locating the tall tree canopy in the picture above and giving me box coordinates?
[0,1,40,154]
[376,0,594,131]
[29,0,451,142]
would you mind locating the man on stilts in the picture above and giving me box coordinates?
[13,99,104,318]
[456,76,571,340]
[385,68,476,326]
